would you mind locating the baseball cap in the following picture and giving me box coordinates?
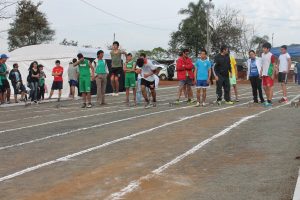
[0,54,9,59]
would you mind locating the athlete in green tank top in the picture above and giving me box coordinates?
[124,53,137,106]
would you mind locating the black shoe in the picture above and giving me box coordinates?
[81,103,86,108]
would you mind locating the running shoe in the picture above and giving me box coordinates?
[279,97,288,104]
[202,102,207,107]
[115,93,119,96]
[225,101,234,105]
[153,102,157,107]
[195,102,201,107]
[235,98,240,102]
[174,100,180,105]
[145,102,151,109]
[263,102,273,107]
[81,103,86,108]
[87,103,92,108]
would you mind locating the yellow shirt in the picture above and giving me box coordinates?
[230,56,237,77]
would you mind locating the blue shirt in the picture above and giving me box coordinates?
[195,59,211,80]
[250,59,259,77]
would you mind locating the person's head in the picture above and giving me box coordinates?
[140,53,146,59]
[112,41,119,50]
[72,58,77,64]
[220,45,229,54]
[182,49,190,58]
[0,54,9,63]
[97,50,104,59]
[199,49,208,60]
[136,58,144,68]
[30,61,38,69]
[77,53,84,62]
[55,60,60,66]
[38,64,44,71]
[262,42,271,54]
[249,50,256,59]
[280,45,287,54]
[13,63,19,71]
[126,53,132,61]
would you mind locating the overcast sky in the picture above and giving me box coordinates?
[0,0,300,53]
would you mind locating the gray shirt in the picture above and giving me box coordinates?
[68,64,78,81]
[141,59,157,82]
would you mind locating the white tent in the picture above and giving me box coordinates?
[6,44,111,98]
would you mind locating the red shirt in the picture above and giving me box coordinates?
[52,66,64,82]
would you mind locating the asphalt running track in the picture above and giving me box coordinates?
[0,84,300,200]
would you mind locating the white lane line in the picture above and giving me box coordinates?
[293,168,300,200]
[0,100,252,182]
[0,92,253,151]
[108,94,300,200]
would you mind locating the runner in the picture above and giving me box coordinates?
[175,49,194,104]
[140,53,157,109]
[0,54,11,104]
[194,49,211,107]
[247,50,265,104]
[74,53,95,108]
[9,63,26,103]
[93,50,109,106]
[48,60,63,101]
[229,53,239,102]
[213,45,234,105]
[28,62,40,104]
[38,64,46,102]
[123,53,136,106]
[110,41,126,96]
[277,45,291,103]
[261,42,276,107]
[68,58,78,100]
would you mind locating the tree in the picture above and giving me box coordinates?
[7,0,55,51]
[251,35,269,55]
[151,47,169,60]
[169,0,208,57]
[60,38,78,46]
[210,7,244,54]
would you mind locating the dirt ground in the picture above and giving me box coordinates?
[0,83,300,200]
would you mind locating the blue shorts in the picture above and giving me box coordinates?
[196,80,209,88]
[69,80,78,87]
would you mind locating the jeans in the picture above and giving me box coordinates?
[249,76,264,102]
[30,82,38,101]
[136,79,142,103]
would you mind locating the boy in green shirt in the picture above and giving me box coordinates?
[123,53,136,106]
[74,53,95,108]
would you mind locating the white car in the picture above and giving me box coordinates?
[158,63,177,80]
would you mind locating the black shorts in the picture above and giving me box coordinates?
[1,79,10,90]
[141,78,155,89]
[278,72,288,84]
[12,82,26,94]
[51,81,63,90]
[110,67,123,77]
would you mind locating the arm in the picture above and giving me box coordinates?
[271,56,276,79]
[207,68,212,84]
[194,66,197,84]
[89,62,95,80]
[288,58,292,72]
[176,58,185,71]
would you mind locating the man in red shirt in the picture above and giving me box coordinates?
[175,49,194,104]
[49,60,64,101]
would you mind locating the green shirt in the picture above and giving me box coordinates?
[0,63,7,81]
[110,50,122,68]
[125,60,135,75]
[78,59,91,78]
[95,59,106,74]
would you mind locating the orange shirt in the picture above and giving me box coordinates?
[52,66,64,82]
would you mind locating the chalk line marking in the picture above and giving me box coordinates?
[108,94,300,200]
[293,168,300,200]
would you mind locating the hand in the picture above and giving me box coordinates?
[91,75,95,81]
[207,79,210,84]
[215,76,219,81]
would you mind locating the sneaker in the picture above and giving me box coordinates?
[202,102,207,107]
[87,103,92,108]
[225,101,234,105]
[111,93,116,96]
[280,97,288,104]
[195,102,201,107]
[153,102,157,107]
[235,99,240,102]
[278,97,285,103]
[191,99,197,103]
[174,100,180,105]
[264,102,273,107]
[145,102,151,109]
[115,93,119,96]
[81,103,86,108]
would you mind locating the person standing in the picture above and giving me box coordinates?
[110,41,126,96]
[194,49,211,107]
[261,42,276,107]
[0,54,11,104]
[9,63,26,103]
[175,49,194,104]
[93,50,109,105]
[74,53,95,108]
[247,50,265,104]
[123,53,136,106]
[28,62,40,103]
[229,53,239,102]
[213,45,234,105]
[140,53,157,108]
[38,64,46,101]
[68,58,78,99]
[48,60,64,101]
[277,45,291,103]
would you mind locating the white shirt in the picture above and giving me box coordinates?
[278,53,291,72]
[141,59,157,82]
[261,52,274,76]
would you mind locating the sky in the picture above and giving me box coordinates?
[0,0,300,53]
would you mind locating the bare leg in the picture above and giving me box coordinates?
[115,76,119,93]
[197,89,201,103]
[110,75,116,92]
[49,90,54,99]
[126,88,130,103]
[141,85,149,102]
[202,89,207,103]
[58,90,62,99]
[82,93,87,104]
[133,88,136,104]
[282,83,287,97]
[87,92,91,104]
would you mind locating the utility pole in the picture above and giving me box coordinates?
[206,0,214,55]
[113,33,116,42]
